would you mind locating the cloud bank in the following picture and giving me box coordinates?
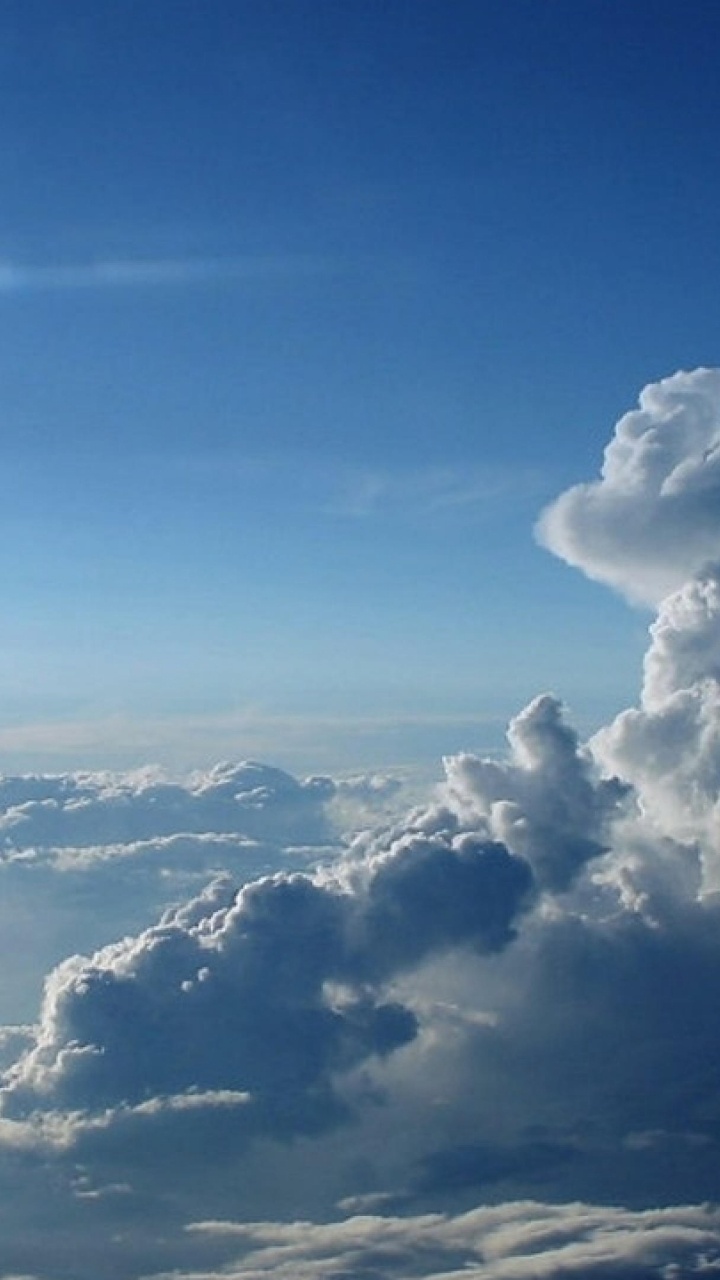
[3,368,720,1277]
[167,1202,720,1278]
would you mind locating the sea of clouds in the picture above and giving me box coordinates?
[3,369,720,1278]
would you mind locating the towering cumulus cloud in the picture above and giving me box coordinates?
[538,367,720,604]
[595,564,720,890]
[6,370,720,1278]
[441,693,627,892]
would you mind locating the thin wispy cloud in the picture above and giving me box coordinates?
[0,254,333,294]
[158,452,545,524]
[329,464,543,518]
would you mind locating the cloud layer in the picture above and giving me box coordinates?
[160,1201,720,1279]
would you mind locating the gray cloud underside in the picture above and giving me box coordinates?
[0,760,336,850]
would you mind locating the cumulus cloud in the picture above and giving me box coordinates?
[0,825,530,1130]
[9,366,720,1278]
[593,564,720,890]
[534,365,720,893]
[0,760,355,1024]
[538,367,720,605]
[5,678,720,1277]
[440,694,627,892]
[0,761,335,851]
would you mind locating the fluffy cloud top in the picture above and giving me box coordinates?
[538,367,720,605]
[1,828,530,1127]
[441,694,627,892]
[593,564,720,889]
[0,761,335,851]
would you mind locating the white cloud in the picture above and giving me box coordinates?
[0,760,335,850]
[0,760,349,1024]
[440,693,627,892]
[593,564,720,889]
[537,367,720,605]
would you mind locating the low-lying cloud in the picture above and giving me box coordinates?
[2,822,531,1126]
[161,1201,720,1279]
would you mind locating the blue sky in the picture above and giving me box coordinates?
[0,0,718,770]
